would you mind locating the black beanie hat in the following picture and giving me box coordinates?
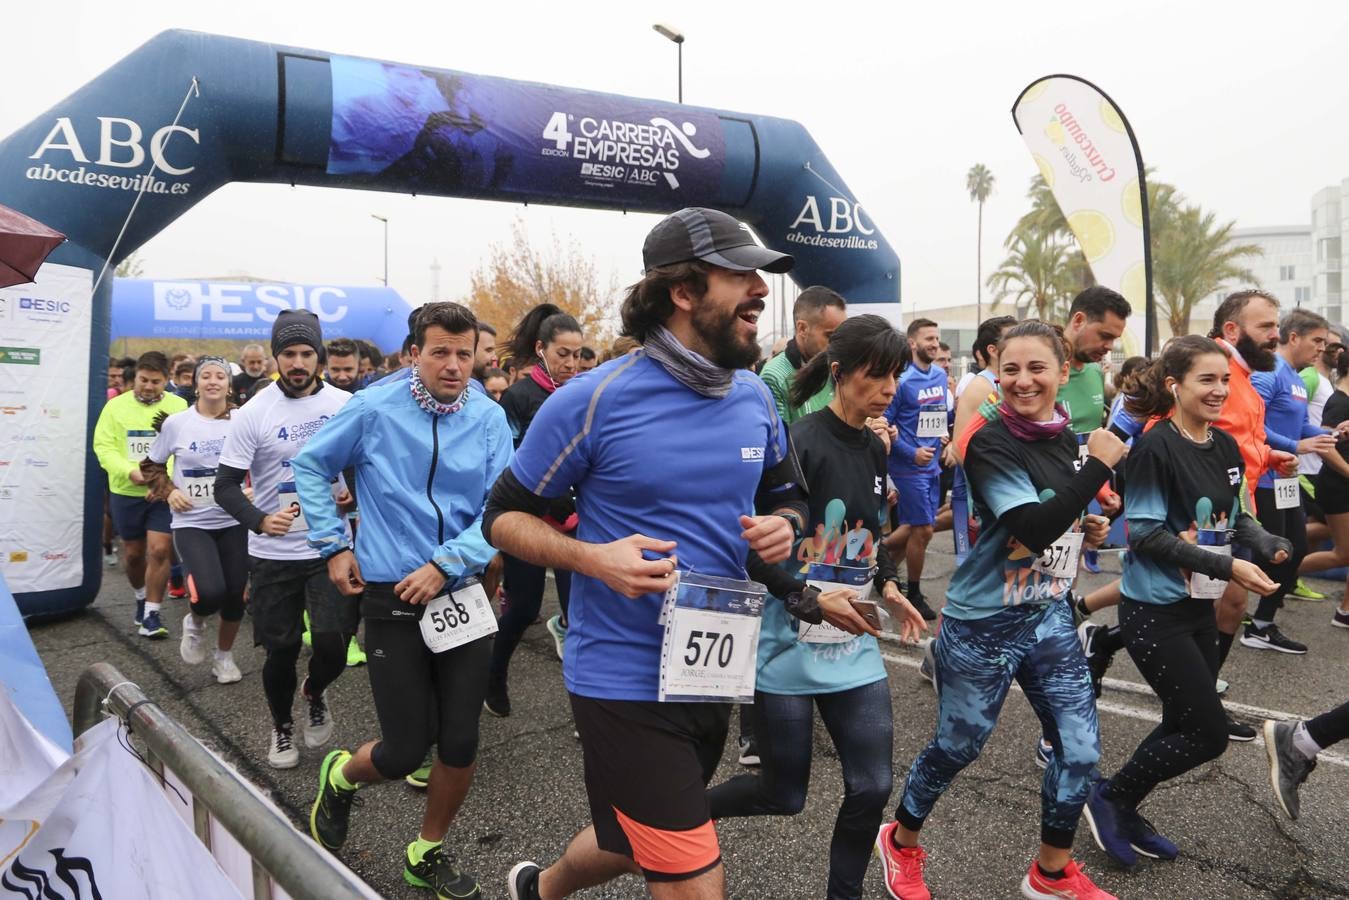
[271,309,324,359]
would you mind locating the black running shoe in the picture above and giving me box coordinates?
[1240,622,1308,655]
[1226,716,1257,742]
[483,680,511,718]
[310,750,358,851]
[909,593,938,621]
[405,843,481,899]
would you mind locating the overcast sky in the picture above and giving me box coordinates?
[4,1,1347,331]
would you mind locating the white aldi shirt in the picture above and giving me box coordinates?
[147,408,238,531]
[217,382,351,560]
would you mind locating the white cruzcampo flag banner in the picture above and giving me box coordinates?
[0,693,242,900]
[1012,75,1152,355]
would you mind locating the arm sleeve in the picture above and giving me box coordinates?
[1233,511,1294,564]
[991,458,1112,554]
[291,394,366,559]
[431,412,515,581]
[874,540,899,590]
[483,468,552,547]
[745,553,807,601]
[92,404,136,480]
[1129,519,1235,581]
[215,463,266,533]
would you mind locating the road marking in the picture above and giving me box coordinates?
[879,646,1349,770]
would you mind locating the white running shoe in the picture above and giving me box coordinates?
[179,613,207,665]
[268,725,300,769]
[303,679,335,748]
[212,654,242,684]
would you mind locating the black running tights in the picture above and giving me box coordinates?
[261,633,347,729]
[1105,598,1228,808]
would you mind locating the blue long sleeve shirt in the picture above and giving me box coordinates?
[884,362,948,477]
[1251,354,1324,488]
[291,380,513,585]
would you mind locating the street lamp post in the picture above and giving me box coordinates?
[371,214,389,286]
[652,23,684,103]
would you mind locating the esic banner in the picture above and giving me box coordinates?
[1012,75,1153,355]
[111,278,414,352]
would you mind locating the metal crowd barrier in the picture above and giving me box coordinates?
[72,662,378,900]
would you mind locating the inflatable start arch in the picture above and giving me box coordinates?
[0,30,900,615]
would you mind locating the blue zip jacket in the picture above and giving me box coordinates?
[1252,354,1324,488]
[291,379,512,583]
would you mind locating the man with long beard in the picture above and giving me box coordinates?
[490,208,809,900]
[1208,292,1301,700]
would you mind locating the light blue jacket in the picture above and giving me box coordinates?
[291,380,512,583]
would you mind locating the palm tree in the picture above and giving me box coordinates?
[966,164,995,323]
[986,229,1077,320]
[1011,175,1094,293]
[1152,204,1261,337]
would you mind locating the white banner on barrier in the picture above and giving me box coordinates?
[0,714,242,899]
[0,263,94,594]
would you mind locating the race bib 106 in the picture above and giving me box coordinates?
[126,430,155,460]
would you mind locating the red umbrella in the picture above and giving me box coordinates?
[0,203,65,288]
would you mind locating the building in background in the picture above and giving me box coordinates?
[1311,184,1344,322]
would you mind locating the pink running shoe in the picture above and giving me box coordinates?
[1021,859,1116,899]
[874,822,931,900]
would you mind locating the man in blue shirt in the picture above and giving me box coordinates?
[485,208,808,900]
[883,317,948,619]
[295,302,513,900]
[1248,309,1337,654]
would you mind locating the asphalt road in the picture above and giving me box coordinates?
[28,545,1349,899]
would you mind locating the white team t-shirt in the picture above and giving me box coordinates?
[217,382,351,560]
[148,407,238,531]
[1301,372,1334,476]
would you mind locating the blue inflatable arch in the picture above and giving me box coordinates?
[0,30,900,615]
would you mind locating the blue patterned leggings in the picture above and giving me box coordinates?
[898,599,1100,848]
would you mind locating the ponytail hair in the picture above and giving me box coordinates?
[1123,334,1226,420]
[790,314,906,409]
[507,303,582,364]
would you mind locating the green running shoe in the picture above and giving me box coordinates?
[310,749,357,851]
[405,843,481,899]
[406,752,433,789]
[1291,579,1328,601]
[346,636,367,666]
